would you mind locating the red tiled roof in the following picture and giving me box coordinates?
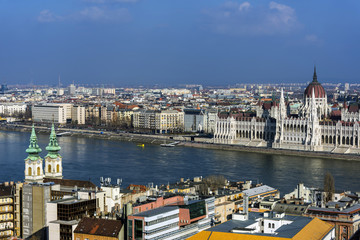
[304,82,326,98]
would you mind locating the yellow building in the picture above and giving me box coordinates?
[0,182,15,239]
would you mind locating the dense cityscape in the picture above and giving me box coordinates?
[1,0,360,239]
[1,71,360,240]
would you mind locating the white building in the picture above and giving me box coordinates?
[214,68,360,154]
[133,110,184,133]
[99,178,123,213]
[0,103,27,116]
[71,105,85,125]
[32,103,73,124]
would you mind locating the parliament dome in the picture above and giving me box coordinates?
[304,66,326,98]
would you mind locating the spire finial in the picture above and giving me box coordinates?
[313,65,318,82]
[46,123,61,158]
[26,124,42,156]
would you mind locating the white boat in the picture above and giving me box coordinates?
[160,143,175,147]
[160,141,180,147]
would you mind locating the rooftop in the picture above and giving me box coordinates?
[188,213,333,240]
[74,217,123,237]
[243,185,277,197]
[132,206,179,217]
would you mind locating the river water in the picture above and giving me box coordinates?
[1,130,359,195]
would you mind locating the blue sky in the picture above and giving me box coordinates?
[0,0,359,86]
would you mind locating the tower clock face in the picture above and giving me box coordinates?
[28,160,31,164]
[37,160,40,164]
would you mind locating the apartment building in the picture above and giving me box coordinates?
[133,110,184,133]
[32,103,73,124]
[127,197,215,240]
[47,197,97,240]
[22,182,52,239]
[0,103,27,116]
[74,217,124,240]
[0,183,15,240]
[71,106,85,125]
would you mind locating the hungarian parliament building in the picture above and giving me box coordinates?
[214,68,360,154]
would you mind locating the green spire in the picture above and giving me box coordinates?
[45,124,61,158]
[25,125,42,161]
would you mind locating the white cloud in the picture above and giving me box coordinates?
[239,2,251,12]
[203,1,300,36]
[78,6,131,21]
[268,1,296,26]
[83,0,138,3]
[37,10,61,22]
[304,34,323,45]
[37,7,131,23]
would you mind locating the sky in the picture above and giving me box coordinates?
[0,0,359,86]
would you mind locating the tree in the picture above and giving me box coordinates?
[199,175,227,195]
[323,172,335,203]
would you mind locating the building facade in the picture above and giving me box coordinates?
[0,183,15,240]
[214,68,360,154]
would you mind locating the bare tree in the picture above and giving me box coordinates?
[324,172,335,203]
[199,175,227,195]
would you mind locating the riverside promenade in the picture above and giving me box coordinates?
[1,123,360,161]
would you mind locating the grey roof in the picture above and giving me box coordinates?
[339,196,353,202]
[275,216,312,238]
[132,206,179,217]
[243,185,277,197]
[206,212,313,238]
[273,203,309,215]
[308,204,360,214]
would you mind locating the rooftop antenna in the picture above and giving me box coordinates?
[58,75,61,88]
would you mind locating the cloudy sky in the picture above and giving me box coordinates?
[0,0,359,86]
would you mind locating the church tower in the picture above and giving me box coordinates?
[44,124,63,179]
[24,125,44,182]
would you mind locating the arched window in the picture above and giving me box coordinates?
[57,165,60,173]
[272,223,275,228]
[48,164,51,173]
[37,167,41,176]
[28,167,32,176]
[268,223,271,228]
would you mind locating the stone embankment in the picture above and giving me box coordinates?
[1,123,360,161]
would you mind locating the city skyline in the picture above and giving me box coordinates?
[1,0,360,85]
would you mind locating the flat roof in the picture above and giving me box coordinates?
[243,185,277,197]
[132,206,179,217]
[205,212,314,238]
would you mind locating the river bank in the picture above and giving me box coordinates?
[1,123,359,161]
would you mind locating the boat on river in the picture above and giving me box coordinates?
[160,141,180,147]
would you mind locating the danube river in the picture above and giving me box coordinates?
[1,130,360,195]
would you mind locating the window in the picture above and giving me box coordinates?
[134,219,143,240]
[128,220,133,238]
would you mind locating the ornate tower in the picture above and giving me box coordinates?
[44,124,63,179]
[308,88,321,148]
[24,125,44,182]
[279,88,286,120]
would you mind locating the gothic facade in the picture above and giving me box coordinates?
[214,68,360,154]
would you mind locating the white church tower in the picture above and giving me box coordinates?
[44,124,63,179]
[24,125,44,182]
